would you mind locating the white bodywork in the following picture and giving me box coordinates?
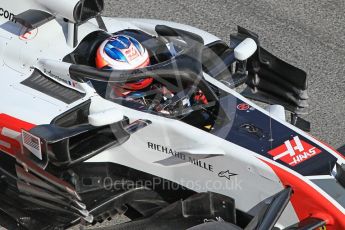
[0,0,344,228]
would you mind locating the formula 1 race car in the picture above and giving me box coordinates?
[0,0,344,229]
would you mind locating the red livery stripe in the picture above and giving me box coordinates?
[262,159,345,229]
[0,114,36,155]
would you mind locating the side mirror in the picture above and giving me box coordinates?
[88,108,124,126]
[267,104,286,121]
[234,38,257,61]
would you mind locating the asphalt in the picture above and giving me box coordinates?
[103,0,345,148]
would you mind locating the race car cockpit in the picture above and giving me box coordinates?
[64,25,228,130]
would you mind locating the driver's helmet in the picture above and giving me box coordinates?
[95,35,153,91]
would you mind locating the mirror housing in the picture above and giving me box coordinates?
[88,108,124,127]
[234,38,257,61]
[35,0,104,24]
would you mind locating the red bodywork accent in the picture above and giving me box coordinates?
[262,160,345,229]
[0,114,36,155]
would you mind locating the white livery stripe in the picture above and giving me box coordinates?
[0,140,11,149]
[1,127,20,139]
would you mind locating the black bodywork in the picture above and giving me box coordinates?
[231,26,308,115]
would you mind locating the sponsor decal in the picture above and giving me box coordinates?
[43,69,78,88]
[19,28,38,41]
[237,103,250,111]
[0,7,16,22]
[67,80,77,87]
[237,103,254,112]
[124,46,139,61]
[268,136,322,166]
[218,170,237,180]
[148,142,214,172]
